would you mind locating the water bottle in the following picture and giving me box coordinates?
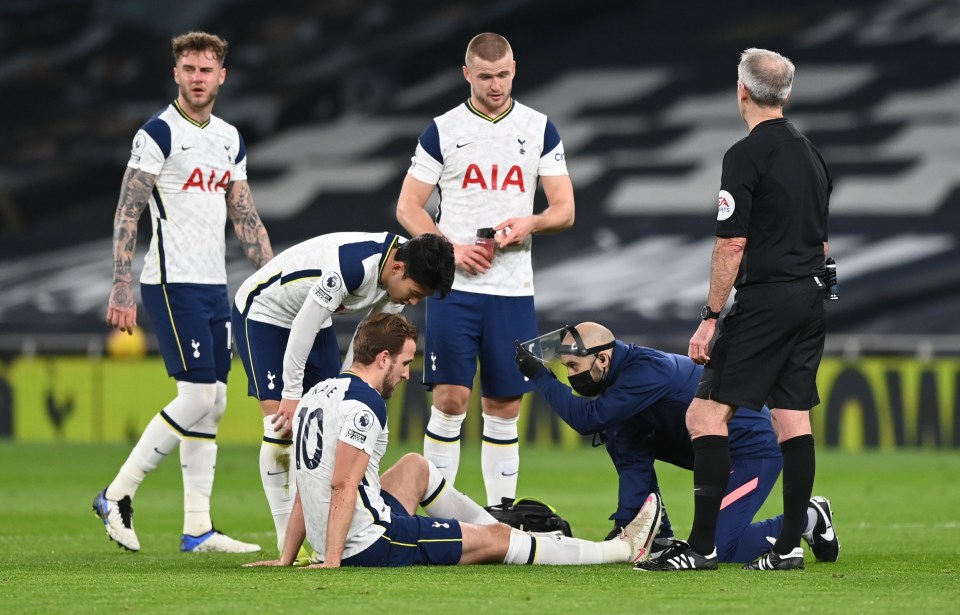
[476,227,496,262]
[825,257,839,301]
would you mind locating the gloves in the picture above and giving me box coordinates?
[514,340,544,379]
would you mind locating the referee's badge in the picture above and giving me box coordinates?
[717,190,735,221]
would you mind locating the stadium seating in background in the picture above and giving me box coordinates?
[1,0,958,352]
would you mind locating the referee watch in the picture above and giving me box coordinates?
[700,305,721,320]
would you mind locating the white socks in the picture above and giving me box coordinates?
[105,381,217,500]
[260,414,297,552]
[420,459,497,525]
[104,380,223,538]
[106,413,180,501]
[503,528,630,565]
[181,439,217,536]
[481,413,519,506]
[417,457,631,566]
[424,408,521,506]
[181,381,226,536]
[423,406,465,485]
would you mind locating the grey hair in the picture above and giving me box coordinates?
[737,48,795,107]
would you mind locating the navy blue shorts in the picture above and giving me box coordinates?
[342,490,463,567]
[422,290,538,398]
[231,305,341,401]
[141,283,231,383]
[716,454,783,563]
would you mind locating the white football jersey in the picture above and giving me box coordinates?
[293,373,391,560]
[408,99,568,296]
[234,232,406,328]
[127,101,248,284]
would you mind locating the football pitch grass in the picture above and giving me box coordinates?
[1,442,957,614]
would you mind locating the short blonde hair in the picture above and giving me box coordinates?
[171,31,228,65]
[738,48,794,108]
[465,32,512,66]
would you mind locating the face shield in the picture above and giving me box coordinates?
[520,326,616,367]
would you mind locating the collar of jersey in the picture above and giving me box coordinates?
[377,233,400,288]
[340,371,371,389]
[750,117,788,133]
[173,99,210,129]
[465,99,514,123]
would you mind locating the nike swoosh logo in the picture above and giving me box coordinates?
[181,145,193,150]
[266,470,288,476]
[154,447,168,456]
[820,526,835,541]
[500,470,519,477]
[456,142,472,148]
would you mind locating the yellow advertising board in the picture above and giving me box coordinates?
[1,355,956,448]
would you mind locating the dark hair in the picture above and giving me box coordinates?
[394,234,455,299]
[171,31,228,65]
[352,313,419,365]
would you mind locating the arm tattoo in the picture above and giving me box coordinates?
[227,179,274,268]
[112,168,155,288]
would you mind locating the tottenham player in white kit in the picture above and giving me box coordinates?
[231,232,454,552]
[243,313,660,569]
[395,33,575,505]
[93,32,273,553]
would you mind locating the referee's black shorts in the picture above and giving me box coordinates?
[696,277,826,411]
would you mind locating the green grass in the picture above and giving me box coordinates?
[0,443,957,614]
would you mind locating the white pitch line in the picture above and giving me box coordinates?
[854,522,960,529]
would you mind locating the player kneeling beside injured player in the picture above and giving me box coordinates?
[516,322,840,568]
[244,313,661,568]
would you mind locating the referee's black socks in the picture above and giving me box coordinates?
[773,434,816,555]
[687,435,730,556]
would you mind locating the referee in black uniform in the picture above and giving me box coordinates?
[637,48,836,571]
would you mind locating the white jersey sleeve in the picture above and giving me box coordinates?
[337,399,384,455]
[307,270,350,312]
[409,130,444,185]
[537,118,568,177]
[128,128,166,175]
[281,299,334,400]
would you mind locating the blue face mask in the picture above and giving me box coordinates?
[568,355,605,397]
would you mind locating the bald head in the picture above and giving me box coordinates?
[574,322,614,348]
[559,322,615,362]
